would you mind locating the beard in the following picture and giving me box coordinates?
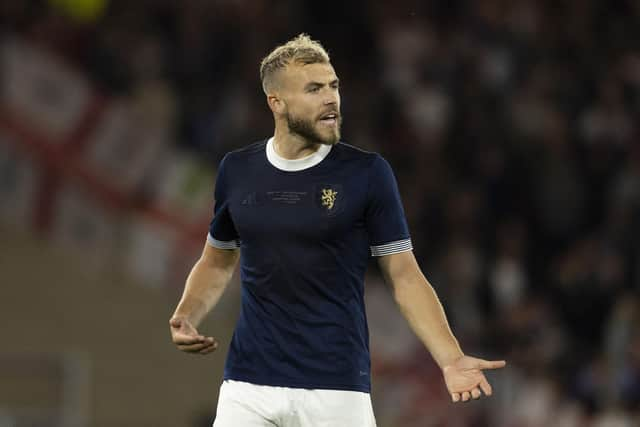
[286,111,341,145]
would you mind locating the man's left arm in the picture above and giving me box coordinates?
[377,250,506,402]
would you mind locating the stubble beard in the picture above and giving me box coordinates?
[286,112,341,146]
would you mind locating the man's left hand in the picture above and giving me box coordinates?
[442,355,506,402]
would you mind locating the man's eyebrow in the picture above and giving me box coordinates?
[304,78,340,90]
[304,81,324,90]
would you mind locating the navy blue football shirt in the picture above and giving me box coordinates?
[208,137,412,392]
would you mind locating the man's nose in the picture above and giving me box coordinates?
[323,94,338,105]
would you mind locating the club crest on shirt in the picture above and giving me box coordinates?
[315,184,343,216]
[321,188,338,210]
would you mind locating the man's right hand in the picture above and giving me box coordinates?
[169,317,218,354]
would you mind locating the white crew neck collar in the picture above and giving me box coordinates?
[266,137,332,172]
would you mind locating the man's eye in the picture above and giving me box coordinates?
[309,87,320,93]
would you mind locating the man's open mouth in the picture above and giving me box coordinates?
[319,112,339,124]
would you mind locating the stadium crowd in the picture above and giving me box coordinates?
[3,0,639,425]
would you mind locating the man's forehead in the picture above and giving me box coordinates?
[284,62,337,84]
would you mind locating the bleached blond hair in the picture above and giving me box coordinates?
[260,33,330,94]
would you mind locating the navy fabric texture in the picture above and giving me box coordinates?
[208,140,410,392]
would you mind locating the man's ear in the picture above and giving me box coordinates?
[267,94,285,115]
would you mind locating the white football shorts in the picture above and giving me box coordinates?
[212,380,377,427]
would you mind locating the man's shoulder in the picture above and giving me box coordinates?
[224,139,267,161]
[218,140,267,172]
[334,141,380,164]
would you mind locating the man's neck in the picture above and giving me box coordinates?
[273,128,321,160]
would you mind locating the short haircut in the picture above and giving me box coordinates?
[260,33,330,94]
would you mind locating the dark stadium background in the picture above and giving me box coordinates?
[0,0,639,426]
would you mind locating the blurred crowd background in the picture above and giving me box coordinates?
[1,0,639,426]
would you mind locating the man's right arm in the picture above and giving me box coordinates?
[169,242,240,353]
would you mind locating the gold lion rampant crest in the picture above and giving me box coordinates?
[321,188,338,210]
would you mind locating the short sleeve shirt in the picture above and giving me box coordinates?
[208,138,411,392]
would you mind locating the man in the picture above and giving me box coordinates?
[170,34,506,426]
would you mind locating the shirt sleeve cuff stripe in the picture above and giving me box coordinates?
[370,239,413,257]
[207,233,241,249]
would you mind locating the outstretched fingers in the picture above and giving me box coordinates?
[477,359,507,370]
[452,386,487,402]
[470,387,482,399]
[451,375,495,403]
[479,377,493,396]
